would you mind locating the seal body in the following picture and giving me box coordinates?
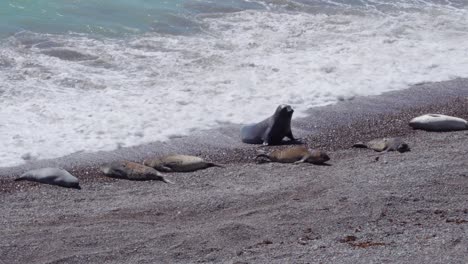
[143,155,223,172]
[353,137,410,153]
[409,114,467,131]
[241,104,296,145]
[15,168,81,189]
[256,146,330,164]
[100,161,172,183]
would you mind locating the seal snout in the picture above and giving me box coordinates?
[321,152,331,162]
[100,165,111,174]
[397,143,410,153]
[313,151,330,164]
[281,104,293,113]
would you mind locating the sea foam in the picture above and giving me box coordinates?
[1,4,468,167]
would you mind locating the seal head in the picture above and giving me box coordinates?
[393,141,410,153]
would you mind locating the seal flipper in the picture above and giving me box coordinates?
[156,165,174,173]
[293,155,309,164]
[352,142,368,148]
[289,137,303,144]
[261,126,272,145]
[286,130,295,141]
[207,162,224,168]
[161,177,175,184]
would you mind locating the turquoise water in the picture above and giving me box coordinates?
[1,0,468,168]
[3,0,466,37]
[0,0,263,37]
[0,0,187,36]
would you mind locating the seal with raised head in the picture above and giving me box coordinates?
[255,146,330,164]
[15,168,81,189]
[409,114,467,131]
[241,104,298,145]
[143,155,223,172]
[353,137,410,153]
[100,161,173,183]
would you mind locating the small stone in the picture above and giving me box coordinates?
[298,238,308,245]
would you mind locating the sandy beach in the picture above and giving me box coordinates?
[0,79,467,263]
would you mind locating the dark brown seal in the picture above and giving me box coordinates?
[240,104,298,145]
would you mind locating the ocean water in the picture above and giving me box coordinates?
[1,0,468,168]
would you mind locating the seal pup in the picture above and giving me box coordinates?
[353,137,410,153]
[409,114,467,131]
[15,168,81,189]
[100,161,173,183]
[143,155,223,172]
[255,146,330,165]
[241,104,298,145]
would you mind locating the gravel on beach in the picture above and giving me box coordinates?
[0,79,467,263]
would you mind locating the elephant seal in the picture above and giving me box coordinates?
[143,155,223,172]
[100,161,173,183]
[353,137,410,153]
[255,146,330,164]
[409,114,467,131]
[15,168,81,189]
[241,104,298,145]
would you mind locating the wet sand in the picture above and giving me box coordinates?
[0,79,467,263]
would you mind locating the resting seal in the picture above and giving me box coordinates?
[255,146,330,164]
[353,137,410,153]
[100,161,173,183]
[15,168,81,189]
[241,104,297,145]
[143,155,223,172]
[409,114,467,131]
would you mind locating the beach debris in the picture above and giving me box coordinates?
[409,114,467,132]
[143,154,223,172]
[15,168,81,189]
[350,241,387,248]
[353,137,410,153]
[100,161,173,183]
[339,235,357,243]
[241,104,299,145]
[255,146,330,164]
[338,235,387,248]
[445,218,468,224]
[298,231,321,245]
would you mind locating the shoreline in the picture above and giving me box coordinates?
[0,78,467,263]
[1,78,467,179]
